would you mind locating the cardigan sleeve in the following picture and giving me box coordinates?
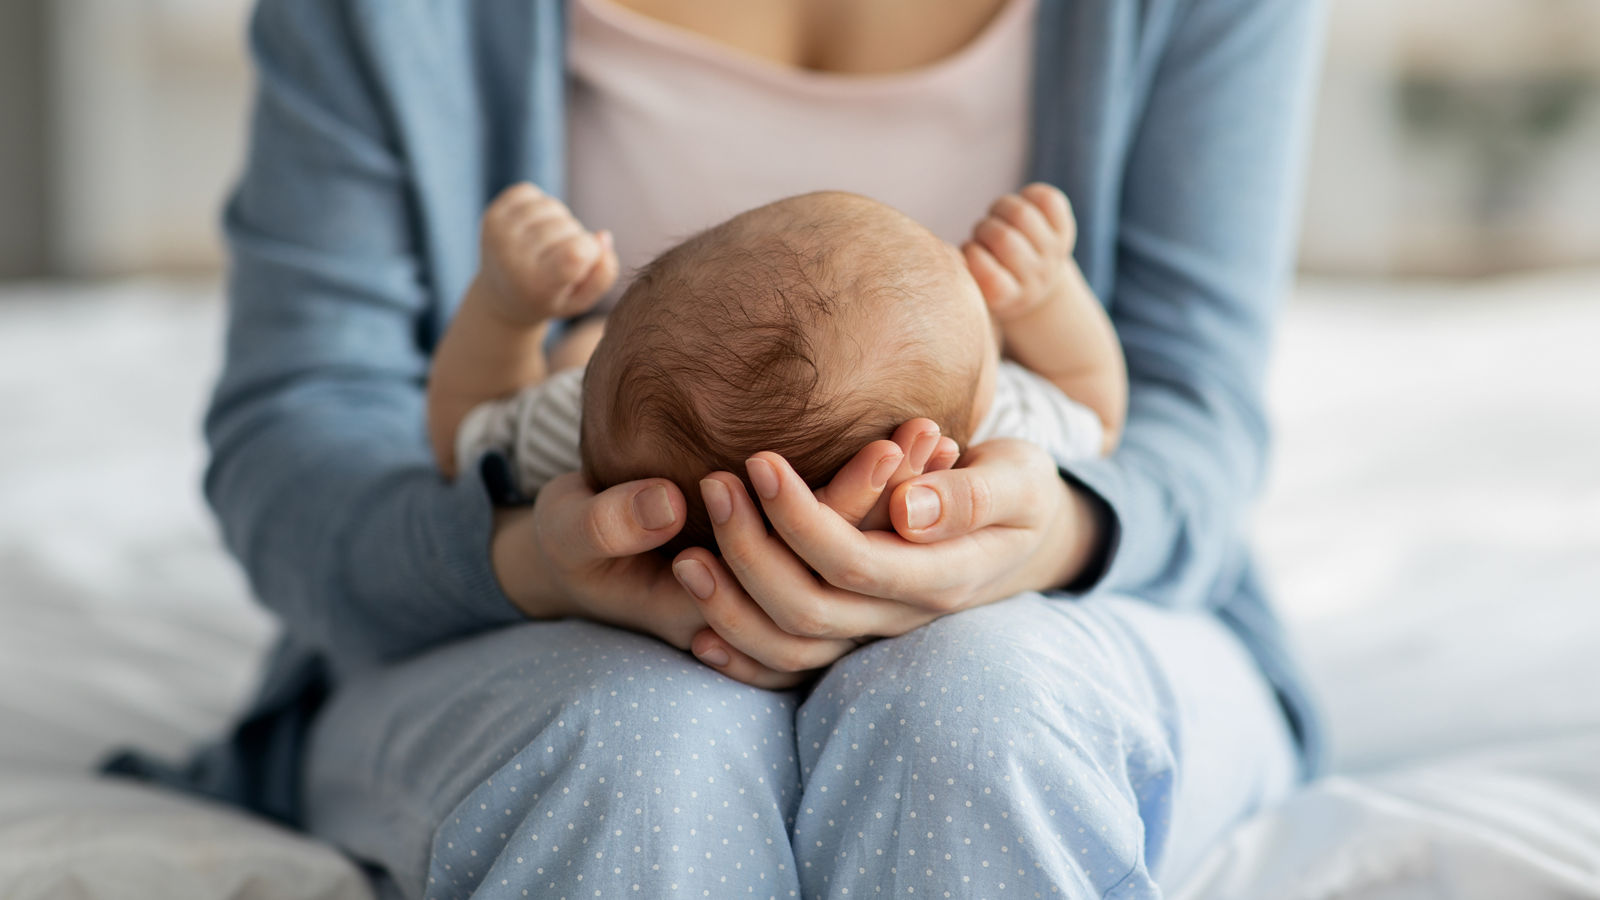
[203,0,523,669]
[1060,0,1325,606]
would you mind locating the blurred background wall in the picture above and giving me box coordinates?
[1304,0,1600,275]
[0,0,1596,279]
[0,1,53,278]
[0,0,251,279]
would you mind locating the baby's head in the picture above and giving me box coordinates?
[580,192,997,550]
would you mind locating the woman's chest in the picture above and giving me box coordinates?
[564,0,1037,287]
[605,0,1014,74]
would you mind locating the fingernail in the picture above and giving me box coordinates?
[909,431,940,472]
[634,485,677,530]
[700,478,733,525]
[904,486,942,531]
[869,451,903,491]
[745,457,780,501]
[672,559,715,601]
[696,644,731,668]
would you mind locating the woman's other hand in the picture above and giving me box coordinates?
[493,472,825,688]
[669,420,957,684]
[674,422,1102,680]
[684,436,1100,652]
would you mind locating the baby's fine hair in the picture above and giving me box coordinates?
[579,193,979,551]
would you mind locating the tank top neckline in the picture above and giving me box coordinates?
[572,0,1036,97]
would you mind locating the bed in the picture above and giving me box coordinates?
[1,274,1596,898]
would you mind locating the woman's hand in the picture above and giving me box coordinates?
[493,473,701,645]
[666,421,954,685]
[674,425,1103,680]
[493,472,827,688]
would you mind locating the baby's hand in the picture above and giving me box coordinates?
[477,183,618,328]
[962,183,1078,323]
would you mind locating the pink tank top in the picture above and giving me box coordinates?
[565,0,1037,302]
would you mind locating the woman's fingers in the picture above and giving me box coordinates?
[813,439,904,527]
[889,439,1055,542]
[688,629,812,690]
[535,472,686,564]
[884,419,944,481]
[746,443,1064,608]
[737,455,972,604]
[672,547,860,674]
[844,420,944,531]
[701,471,917,632]
[926,436,961,473]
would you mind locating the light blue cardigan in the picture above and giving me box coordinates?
[122,0,1327,823]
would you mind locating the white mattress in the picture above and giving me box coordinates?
[0,274,1597,897]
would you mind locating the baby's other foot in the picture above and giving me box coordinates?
[479,183,619,326]
[962,183,1077,322]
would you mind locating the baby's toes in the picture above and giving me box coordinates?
[963,241,1020,309]
[1020,183,1076,239]
[974,217,1039,281]
[545,233,601,286]
[561,232,617,313]
[487,182,544,219]
[990,193,1058,256]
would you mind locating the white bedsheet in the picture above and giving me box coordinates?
[1178,735,1600,900]
[1258,274,1600,774]
[0,284,273,774]
[0,274,1596,897]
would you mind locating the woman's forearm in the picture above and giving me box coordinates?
[212,0,529,667]
[207,368,525,665]
[1045,0,1323,606]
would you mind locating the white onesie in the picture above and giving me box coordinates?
[457,360,1103,494]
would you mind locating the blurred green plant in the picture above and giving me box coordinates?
[1395,73,1595,224]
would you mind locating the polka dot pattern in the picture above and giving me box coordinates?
[305,598,1298,898]
[790,596,1179,897]
[419,626,802,899]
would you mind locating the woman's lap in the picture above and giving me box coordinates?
[304,621,803,897]
[304,596,1296,899]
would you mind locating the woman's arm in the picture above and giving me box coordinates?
[1053,0,1325,606]
[670,0,1325,670]
[213,3,807,686]
[207,1,522,666]
[807,0,1325,605]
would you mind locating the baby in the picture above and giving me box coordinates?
[427,186,1126,550]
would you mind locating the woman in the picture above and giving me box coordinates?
[183,0,1325,895]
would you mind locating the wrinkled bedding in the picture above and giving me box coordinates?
[1,274,1596,898]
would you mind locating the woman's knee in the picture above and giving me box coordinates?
[316,620,708,800]
[804,595,1168,750]
[425,650,803,898]
[793,596,1175,893]
[308,620,802,897]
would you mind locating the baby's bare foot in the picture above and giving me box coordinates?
[961,183,1078,322]
[478,183,619,327]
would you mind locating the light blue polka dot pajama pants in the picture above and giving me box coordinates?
[304,594,1298,898]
